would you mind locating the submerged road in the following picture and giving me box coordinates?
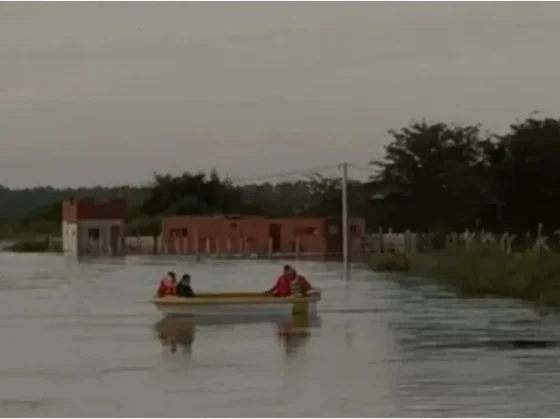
[1,253,560,416]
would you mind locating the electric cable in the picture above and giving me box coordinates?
[229,163,342,184]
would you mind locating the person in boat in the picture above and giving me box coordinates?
[288,267,312,297]
[266,265,312,297]
[157,271,177,298]
[176,274,196,298]
[265,264,292,296]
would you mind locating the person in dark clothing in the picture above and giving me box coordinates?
[176,274,196,298]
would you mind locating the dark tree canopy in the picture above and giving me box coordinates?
[2,114,560,237]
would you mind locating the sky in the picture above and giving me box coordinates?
[2,2,560,188]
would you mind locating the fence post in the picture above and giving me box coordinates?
[404,229,410,255]
[507,234,516,254]
[500,232,509,252]
[463,228,475,251]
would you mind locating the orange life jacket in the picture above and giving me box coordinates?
[290,275,312,296]
[157,277,176,298]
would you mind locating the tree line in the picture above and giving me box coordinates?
[371,115,560,234]
[1,114,559,237]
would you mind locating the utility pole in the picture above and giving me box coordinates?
[341,162,350,280]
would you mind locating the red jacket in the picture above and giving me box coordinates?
[270,274,291,296]
[157,277,176,298]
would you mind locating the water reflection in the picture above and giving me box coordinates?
[153,314,322,357]
[277,314,322,356]
[153,317,196,355]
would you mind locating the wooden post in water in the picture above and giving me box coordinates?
[268,237,273,260]
[404,229,409,255]
[341,162,349,280]
[194,230,199,261]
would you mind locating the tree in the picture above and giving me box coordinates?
[368,121,489,231]
[493,116,560,232]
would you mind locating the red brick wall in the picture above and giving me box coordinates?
[62,200,78,223]
[62,199,126,222]
[348,217,366,236]
[273,218,326,254]
[275,217,366,254]
[161,215,366,255]
[162,216,271,254]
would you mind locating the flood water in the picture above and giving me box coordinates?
[2,253,560,417]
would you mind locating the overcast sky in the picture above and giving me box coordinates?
[2,2,560,188]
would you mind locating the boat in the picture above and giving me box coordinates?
[150,289,322,317]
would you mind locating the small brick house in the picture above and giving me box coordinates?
[161,215,365,259]
[62,198,126,256]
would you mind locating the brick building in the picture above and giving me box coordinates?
[161,215,365,259]
[62,198,126,256]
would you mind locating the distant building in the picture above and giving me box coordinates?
[62,198,126,256]
[161,215,366,259]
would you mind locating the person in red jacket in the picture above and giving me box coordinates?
[265,265,313,297]
[157,272,177,298]
[265,265,293,296]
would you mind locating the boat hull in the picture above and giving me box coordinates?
[151,289,321,317]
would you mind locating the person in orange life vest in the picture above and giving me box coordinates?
[157,271,177,298]
[265,265,293,296]
[289,268,312,297]
[266,265,313,297]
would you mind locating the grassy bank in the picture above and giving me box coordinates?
[369,245,560,307]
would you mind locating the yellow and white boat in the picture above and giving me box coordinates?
[150,289,322,317]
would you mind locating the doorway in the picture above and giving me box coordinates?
[269,223,282,252]
[324,218,342,260]
[110,225,121,256]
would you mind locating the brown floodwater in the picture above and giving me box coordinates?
[2,253,560,417]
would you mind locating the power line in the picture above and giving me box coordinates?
[348,163,378,175]
[226,162,383,185]
[229,163,342,184]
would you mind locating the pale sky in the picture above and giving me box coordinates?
[2,2,560,188]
